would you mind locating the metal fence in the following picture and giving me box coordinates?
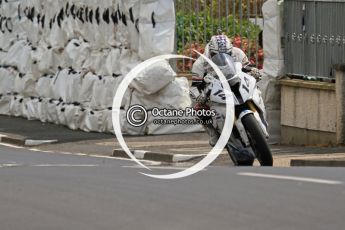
[174,0,265,72]
[284,0,345,79]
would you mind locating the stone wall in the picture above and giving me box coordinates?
[280,79,336,145]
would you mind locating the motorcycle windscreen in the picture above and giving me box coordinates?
[211,53,239,85]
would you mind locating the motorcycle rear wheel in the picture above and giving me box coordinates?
[242,114,273,166]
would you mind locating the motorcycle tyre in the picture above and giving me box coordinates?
[242,114,273,166]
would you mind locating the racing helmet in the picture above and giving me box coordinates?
[208,35,233,57]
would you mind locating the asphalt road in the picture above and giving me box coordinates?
[0,115,113,142]
[1,144,345,230]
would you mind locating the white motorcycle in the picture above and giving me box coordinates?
[191,53,273,166]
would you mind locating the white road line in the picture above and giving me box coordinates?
[0,163,22,167]
[168,148,212,152]
[32,164,99,167]
[0,143,160,165]
[0,164,98,168]
[237,172,343,185]
[1,142,161,167]
[122,165,207,171]
[0,143,24,149]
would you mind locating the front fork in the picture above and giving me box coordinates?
[234,101,269,147]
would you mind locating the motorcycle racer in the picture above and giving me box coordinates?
[192,34,261,81]
[191,34,262,166]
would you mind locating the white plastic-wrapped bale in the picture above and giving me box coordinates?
[79,109,102,133]
[0,67,16,95]
[94,0,116,49]
[90,75,120,110]
[25,97,40,121]
[46,99,60,124]
[0,94,11,115]
[9,96,27,118]
[3,40,33,73]
[65,70,83,103]
[262,0,284,77]
[0,33,16,52]
[37,46,66,74]
[130,59,176,95]
[36,75,54,98]
[99,108,114,133]
[0,3,18,51]
[37,98,49,123]
[79,72,97,104]
[119,48,141,76]
[65,39,91,70]
[82,49,110,76]
[113,76,132,108]
[13,73,38,97]
[129,77,192,110]
[147,112,204,135]
[31,43,50,74]
[122,0,140,52]
[138,0,175,60]
[50,69,82,103]
[64,104,83,130]
[46,17,68,49]
[105,48,121,76]
[57,102,67,126]
[119,109,147,135]
[0,50,7,64]
[16,15,41,46]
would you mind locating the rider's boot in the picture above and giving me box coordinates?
[205,124,219,147]
[205,119,255,166]
[228,135,255,166]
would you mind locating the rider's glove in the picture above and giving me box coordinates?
[202,70,218,83]
[250,68,262,81]
[196,93,207,104]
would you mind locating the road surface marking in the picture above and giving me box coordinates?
[0,143,160,165]
[237,172,343,185]
[122,165,206,171]
[32,164,99,167]
[0,163,98,168]
[0,163,22,167]
[0,143,24,149]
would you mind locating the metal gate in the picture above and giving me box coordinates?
[284,0,345,79]
[174,0,265,72]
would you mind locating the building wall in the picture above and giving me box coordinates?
[280,79,336,145]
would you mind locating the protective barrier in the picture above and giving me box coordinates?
[0,0,202,135]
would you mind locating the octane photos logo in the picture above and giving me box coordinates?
[126,106,216,127]
[112,52,234,179]
[126,105,148,127]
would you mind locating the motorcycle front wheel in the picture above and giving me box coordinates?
[242,114,273,166]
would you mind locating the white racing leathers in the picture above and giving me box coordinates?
[192,55,271,166]
[192,47,252,149]
[192,46,250,77]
